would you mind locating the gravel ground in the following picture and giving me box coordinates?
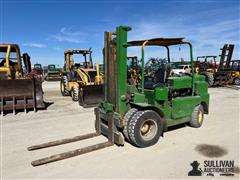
[1,81,239,179]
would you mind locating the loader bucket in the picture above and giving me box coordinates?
[79,84,103,107]
[0,78,45,114]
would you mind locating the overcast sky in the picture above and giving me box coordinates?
[1,0,239,66]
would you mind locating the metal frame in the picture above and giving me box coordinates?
[128,38,195,96]
[64,49,93,70]
[0,44,22,79]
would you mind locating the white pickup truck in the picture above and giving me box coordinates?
[172,64,192,75]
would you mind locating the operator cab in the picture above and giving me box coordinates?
[0,44,23,79]
[34,64,42,70]
[127,38,195,99]
[48,64,56,70]
[64,49,93,70]
[144,58,171,89]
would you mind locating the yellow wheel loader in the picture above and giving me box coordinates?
[229,60,240,85]
[60,49,103,107]
[127,56,142,85]
[0,44,45,115]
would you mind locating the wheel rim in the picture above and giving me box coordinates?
[235,78,240,85]
[140,119,158,141]
[198,111,203,124]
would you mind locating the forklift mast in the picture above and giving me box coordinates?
[104,26,131,116]
[218,44,234,71]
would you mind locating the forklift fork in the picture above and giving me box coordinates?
[28,108,115,166]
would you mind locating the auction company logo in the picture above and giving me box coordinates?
[188,160,235,177]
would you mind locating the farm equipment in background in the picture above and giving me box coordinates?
[229,60,240,85]
[60,49,103,107]
[127,56,142,84]
[0,44,45,115]
[98,64,104,74]
[194,56,218,86]
[28,26,209,166]
[194,44,234,86]
[43,66,48,77]
[32,63,44,82]
[144,57,169,79]
[45,64,61,81]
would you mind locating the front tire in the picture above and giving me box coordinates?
[60,76,69,96]
[127,110,163,148]
[189,105,204,128]
[123,108,138,142]
[201,72,214,87]
[71,85,79,101]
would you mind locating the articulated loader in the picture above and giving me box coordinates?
[28,26,209,166]
[0,44,45,115]
[60,49,103,107]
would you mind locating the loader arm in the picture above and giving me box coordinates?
[76,69,89,85]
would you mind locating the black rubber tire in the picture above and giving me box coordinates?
[128,110,163,148]
[60,76,69,96]
[123,108,138,142]
[234,77,240,85]
[189,105,204,128]
[71,85,79,101]
[201,72,214,87]
[78,88,85,107]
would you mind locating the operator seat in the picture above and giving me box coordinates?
[74,63,80,68]
[0,58,6,67]
[144,63,171,89]
[154,63,171,87]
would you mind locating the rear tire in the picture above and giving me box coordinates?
[123,108,138,142]
[234,77,240,85]
[60,76,69,96]
[127,110,163,148]
[189,105,204,128]
[201,72,214,87]
[71,85,79,101]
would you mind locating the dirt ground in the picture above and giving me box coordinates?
[1,81,239,179]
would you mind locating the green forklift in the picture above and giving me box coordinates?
[28,26,209,166]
